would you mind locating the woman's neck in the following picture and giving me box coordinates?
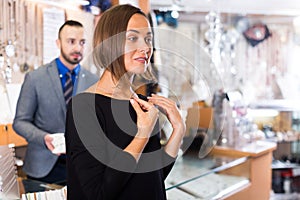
[93,70,136,100]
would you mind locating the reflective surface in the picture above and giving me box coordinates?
[19,178,63,194]
[165,151,250,199]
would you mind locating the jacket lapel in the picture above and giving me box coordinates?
[76,69,86,94]
[47,61,66,113]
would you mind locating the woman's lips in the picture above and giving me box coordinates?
[134,57,147,63]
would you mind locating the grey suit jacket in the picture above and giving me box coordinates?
[13,59,98,178]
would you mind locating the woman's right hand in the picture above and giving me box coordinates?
[130,97,159,138]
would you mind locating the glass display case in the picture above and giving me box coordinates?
[165,151,250,200]
[18,178,66,199]
[165,140,277,200]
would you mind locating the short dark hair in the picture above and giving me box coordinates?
[93,4,149,81]
[58,20,83,39]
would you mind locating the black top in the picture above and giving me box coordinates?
[65,93,175,200]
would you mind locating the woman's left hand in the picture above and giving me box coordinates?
[148,94,186,157]
[147,94,185,134]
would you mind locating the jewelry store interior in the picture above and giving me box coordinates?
[1,0,300,199]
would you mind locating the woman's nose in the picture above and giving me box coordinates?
[138,43,150,54]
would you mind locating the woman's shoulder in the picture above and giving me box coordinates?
[68,93,108,120]
[72,92,110,105]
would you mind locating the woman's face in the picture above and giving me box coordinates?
[124,14,153,74]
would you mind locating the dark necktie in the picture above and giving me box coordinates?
[64,72,73,105]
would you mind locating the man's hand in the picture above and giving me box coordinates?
[44,134,55,152]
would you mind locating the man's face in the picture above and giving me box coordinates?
[57,25,86,67]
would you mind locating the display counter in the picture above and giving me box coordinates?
[166,140,277,200]
[18,178,65,199]
[12,140,275,199]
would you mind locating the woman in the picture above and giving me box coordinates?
[65,4,185,200]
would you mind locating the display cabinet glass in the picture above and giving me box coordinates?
[165,151,250,200]
[166,140,276,200]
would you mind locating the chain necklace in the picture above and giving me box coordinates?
[91,80,137,100]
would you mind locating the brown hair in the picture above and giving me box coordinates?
[92,4,155,82]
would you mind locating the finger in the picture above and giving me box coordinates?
[148,95,180,117]
[148,96,173,111]
[133,96,154,111]
[46,141,55,151]
[130,99,143,115]
[147,94,174,105]
[45,135,53,142]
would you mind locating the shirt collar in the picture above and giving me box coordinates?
[56,58,80,76]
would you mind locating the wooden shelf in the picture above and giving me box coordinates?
[0,124,27,147]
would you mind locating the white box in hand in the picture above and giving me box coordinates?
[50,133,66,154]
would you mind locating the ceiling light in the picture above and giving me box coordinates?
[75,0,90,6]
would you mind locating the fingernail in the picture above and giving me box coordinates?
[130,99,134,104]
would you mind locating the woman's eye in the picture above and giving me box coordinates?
[145,37,153,43]
[128,36,137,41]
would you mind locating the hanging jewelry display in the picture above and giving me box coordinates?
[36,3,44,68]
[28,1,34,69]
[204,11,241,91]
[5,40,15,58]
[4,40,14,84]
[1,0,11,83]
[19,0,29,73]
[0,0,4,52]
[0,54,4,82]
[1,0,66,78]
[204,11,223,67]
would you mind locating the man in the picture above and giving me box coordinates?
[13,20,98,185]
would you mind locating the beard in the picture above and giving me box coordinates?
[61,49,82,65]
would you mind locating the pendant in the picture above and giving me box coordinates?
[5,40,15,58]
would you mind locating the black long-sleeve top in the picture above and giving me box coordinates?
[65,93,175,200]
